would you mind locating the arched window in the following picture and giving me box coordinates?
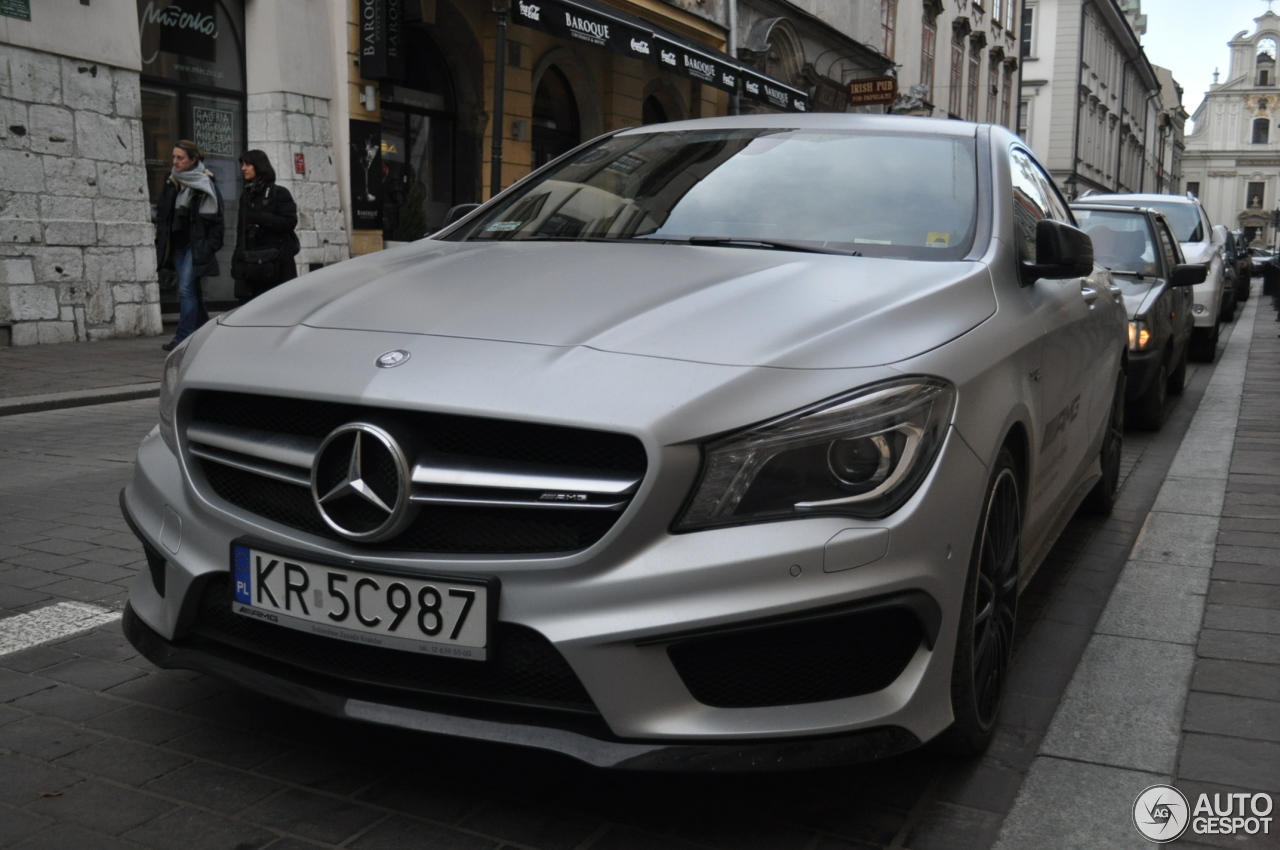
[532,67,580,168]
[1258,37,1276,86]
[1253,117,1270,144]
[642,96,668,125]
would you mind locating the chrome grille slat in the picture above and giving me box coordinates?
[187,421,320,470]
[410,452,640,496]
[189,444,313,487]
[409,492,629,510]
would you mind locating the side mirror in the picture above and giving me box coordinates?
[442,203,481,228]
[1022,218,1094,284]
[1170,263,1208,287]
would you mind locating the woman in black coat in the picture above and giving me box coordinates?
[232,150,299,303]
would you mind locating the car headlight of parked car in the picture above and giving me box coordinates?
[158,342,188,451]
[676,378,956,530]
[1128,319,1153,351]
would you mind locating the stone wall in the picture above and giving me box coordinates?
[246,92,349,273]
[0,42,162,345]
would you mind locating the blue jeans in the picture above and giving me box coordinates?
[172,246,208,344]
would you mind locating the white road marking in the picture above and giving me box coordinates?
[0,601,122,656]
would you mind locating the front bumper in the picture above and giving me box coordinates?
[121,405,987,765]
[123,602,921,770]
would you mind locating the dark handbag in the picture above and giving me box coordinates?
[242,247,281,282]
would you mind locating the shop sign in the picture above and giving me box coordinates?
[655,37,737,93]
[741,69,809,113]
[847,76,898,107]
[513,0,654,63]
[294,153,307,174]
[360,0,405,82]
[139,0,218,64]
[350,119,384,230]
[0,0,31,22]
[193,106,234,156]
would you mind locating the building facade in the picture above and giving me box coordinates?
[1018,0,1165,199]
[883,0,1021,129]
[1181,11,1280,247]
[0,0,887,346]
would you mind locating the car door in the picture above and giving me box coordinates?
[1008,148,1112,551]
[1154,216,1195,356]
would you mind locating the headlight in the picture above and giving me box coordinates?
[675,378,956,530]
[1128,320,1152,351]
[158,341,188,451]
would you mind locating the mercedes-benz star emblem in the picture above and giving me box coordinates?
[311,423,415,541]
[376,350,411,368]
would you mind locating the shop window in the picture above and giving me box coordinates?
[380,30,457,239]
[532,67,580,168]
[137,0,246,307]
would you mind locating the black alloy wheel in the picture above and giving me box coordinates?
[939,447,1021,756]
[1129,358,1167,431]
[1190,324,1218,363]
[1082,370,1125,516]
[1168,343,1188,395]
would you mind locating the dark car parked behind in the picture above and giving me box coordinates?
[1072,203,1206,430]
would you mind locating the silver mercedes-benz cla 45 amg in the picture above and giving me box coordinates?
[121,115,1127,770]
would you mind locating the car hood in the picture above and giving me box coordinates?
[1112,275,1159,318]
[222,240,996,369]
[1180,241,1215,265]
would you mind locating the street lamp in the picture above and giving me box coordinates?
[1064,174,1078,202]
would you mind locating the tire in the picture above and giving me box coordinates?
[1219,288,1237,323]
[1189,324,1218,363]
[1082,370,1125,516]
[1167,343,1188,396]
[938,446,1021,757]
[1128,357,1167,431]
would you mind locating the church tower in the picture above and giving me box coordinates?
[1182,11,1280,245]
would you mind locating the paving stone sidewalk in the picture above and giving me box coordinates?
[0,335,169,403]
[996,297,1280,849]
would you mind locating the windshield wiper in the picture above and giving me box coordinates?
[681,236,859,256]
[1104,268,1146,279]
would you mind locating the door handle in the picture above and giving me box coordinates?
[1081,287,1099,304]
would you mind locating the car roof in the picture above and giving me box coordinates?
[1082,193,1199,207]
[614,113,985,139]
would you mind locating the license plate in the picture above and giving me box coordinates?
[231,544,491,660]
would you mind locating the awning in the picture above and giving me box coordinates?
[510,0,808,112]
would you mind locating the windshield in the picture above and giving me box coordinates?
[457,128,980,261]
[1139,202,1204,243]
[1073,209,1157,276]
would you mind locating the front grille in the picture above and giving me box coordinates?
[187,391,647,555]
[202,464,620,554]
[667,608,924,708]
[189,576,598,713]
